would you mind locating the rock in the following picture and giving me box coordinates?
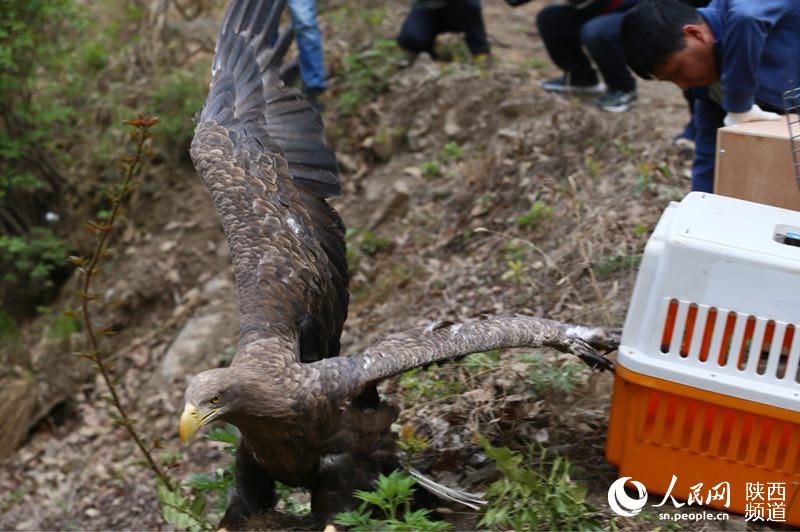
[0,329,89,460]
[367,180,411,230]
[216,239,230,259]
[0,378,38,460]
[444,108,462,137]
[372,124,406,161]
[159,311,237,381]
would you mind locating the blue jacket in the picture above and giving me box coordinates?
[690,0,800,192]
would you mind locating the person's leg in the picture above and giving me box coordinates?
[396,7,440,57]
[444,0,490,57]
[287,0,326,93]
[675,90,697,145]
[580,12,635,93]
[692,98,726,192]
[536,4,598,87]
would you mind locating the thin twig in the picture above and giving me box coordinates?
[74,115,173,489]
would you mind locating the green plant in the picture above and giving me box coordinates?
[355,229,392,256]
[503,241,528,262]
[0,228,70,283]
[594,253,643,277]
[501,242,534,285]
[477,435,600,531]
[156,481,210,532]
[185,424,239,517]
[515,201,553,228]
[336,39,404,116]
[275,482,311,516]
[0,309,16,340]
[421,160,441,178]
[584,156,602,178]
[398,366,465,402]
[501,259,529,284]
[463,350,501,375]
[45,312,80,341]
[147,64,208,154]
[634,162,654,194]
[440,142,462,162]
[360,231,391,256]
[0,0,85,204]
[397,425,429,455]
[521,353,585,396]
[613,138,635,158]
[520,58,549,71]
[334,471,452,531]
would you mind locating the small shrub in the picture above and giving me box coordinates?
[477,435,600,531]
[45,313,80,341]
[275,482,311,516]
[521,353,585,396]
[398,366,465,402]
[397,425,429,455]
[463,350,501,375]
[334,470,452,531]
[0,228,70,284]
[440,142,462,162]
[358,230,392,256]
[0,310,16,340]
[515,201,553,228]
[335,39,404,116]
[520,58,548,70]
[147,64,208,154]
[420,160,440,178]
[594,253,642,277]
[185,424,239,517]
[584,156,602,178]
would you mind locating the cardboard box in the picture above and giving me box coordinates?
[715,115,800,210]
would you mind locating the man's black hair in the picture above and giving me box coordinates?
[621,0,705,79]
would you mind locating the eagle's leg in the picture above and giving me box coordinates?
[219,441,277,529]
[309,391,403,522]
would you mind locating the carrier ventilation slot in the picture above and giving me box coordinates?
[637,388,800,473]
[658,299,800,383]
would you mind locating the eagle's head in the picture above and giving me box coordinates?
[179,367,239,442]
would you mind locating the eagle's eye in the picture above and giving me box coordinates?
[210,393,221,405]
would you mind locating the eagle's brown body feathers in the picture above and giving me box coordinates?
[182,0,617,525]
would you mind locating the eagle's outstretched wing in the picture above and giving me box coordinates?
[190,0,347,364]
[322,316,618,400]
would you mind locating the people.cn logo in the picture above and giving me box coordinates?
[608,477,649,517]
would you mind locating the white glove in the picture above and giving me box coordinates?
[724,104,781,126]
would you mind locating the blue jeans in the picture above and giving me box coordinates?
[288,0,326,92]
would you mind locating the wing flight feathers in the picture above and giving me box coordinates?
[200,0,340,197]
[191,0,348,362]
[323,316,617,399]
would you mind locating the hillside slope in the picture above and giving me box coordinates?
[0,1,724,529]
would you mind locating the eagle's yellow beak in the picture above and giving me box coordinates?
[179,403,222,443]
[179,404,201,443]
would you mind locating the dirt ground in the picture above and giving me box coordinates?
[0,1,786,530]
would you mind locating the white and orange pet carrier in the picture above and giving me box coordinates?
[607,192,800,524]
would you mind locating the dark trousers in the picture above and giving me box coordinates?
[397,0,490,57]
[536,4,635,92]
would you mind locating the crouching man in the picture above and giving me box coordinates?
[621,0,800,192]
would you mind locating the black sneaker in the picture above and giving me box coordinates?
[541,75,604,94]
[596,90,637,113]
[303,87,326,113]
